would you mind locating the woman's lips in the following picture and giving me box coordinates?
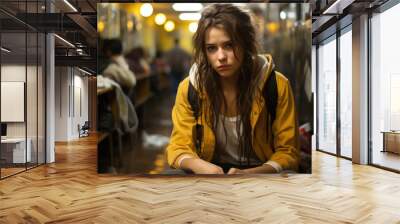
[217,65,231,71]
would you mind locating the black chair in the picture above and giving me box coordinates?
[78,121,90,138]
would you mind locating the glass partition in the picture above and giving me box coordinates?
[317,35,337,154]
[339,28,352,158]
[0,0,46,179]
[1,31,28,177]
[371,3,400,171]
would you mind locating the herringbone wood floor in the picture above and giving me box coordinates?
[0,134,400,223]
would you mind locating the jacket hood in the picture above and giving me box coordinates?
[188,54,275,91]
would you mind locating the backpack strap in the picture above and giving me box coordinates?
[262,69,278,153]
[187,70,278,155]
[188,82,203,155]
[263,70,278,123]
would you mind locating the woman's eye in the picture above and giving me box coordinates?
[225,43,233,49]
[206,46,216,52]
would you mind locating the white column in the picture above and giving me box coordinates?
[46,33,55,163]
[352,14,369,164]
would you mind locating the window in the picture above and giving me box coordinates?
[317,36,337,154]
[371,2,400,171]
[339,28,352,158]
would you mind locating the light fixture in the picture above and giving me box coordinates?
[127,20,134,31]
[266,22,279,33]
[155,13,166,25]
[63,0,78,12]
[322,0,348,15]
[280,11,287,20]
[78,67,93,76]
[54,34,75,48]
[140,3,153,17]
[1,47,11,53]
[189,22,198,33]
[172,3,203,12]
[97,21,105,33]
[179,13,201,21]
[232,3,247,7]
[164,20,175,32]
[288,11,296,19]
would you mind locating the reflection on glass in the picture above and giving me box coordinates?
[1,32,27,177]
[340,29,352,158]
[371,3,400,171]
[318,37,337,154]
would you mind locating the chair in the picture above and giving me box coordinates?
[78,121,90,138]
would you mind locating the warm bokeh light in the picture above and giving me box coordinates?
[164,20,175,32]
[179,13,201,21]
[189,22,198,33]
[97,21,105,33]
[286,20,294,29]
[172,3,203,12]
[140,3,153,17]
[127,20,134,31]
[155,13,166,25]
[266,22,279,33]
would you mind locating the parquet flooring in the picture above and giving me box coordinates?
[0,134,400,223]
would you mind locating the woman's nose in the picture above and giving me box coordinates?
[217,48,227,61]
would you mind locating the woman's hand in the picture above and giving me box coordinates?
[181,158,224,174]
[227,168,247,175]
[228,164,278,174]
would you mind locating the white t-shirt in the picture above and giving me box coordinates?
[214,114,261,165]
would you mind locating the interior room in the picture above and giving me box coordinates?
[0,1,399,223]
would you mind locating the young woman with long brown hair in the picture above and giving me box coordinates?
[166,3,299,174]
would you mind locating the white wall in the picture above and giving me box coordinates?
[1,65,34,138]
[55,67,89,141]
[312,45,316,151]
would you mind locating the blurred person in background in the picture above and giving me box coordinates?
[164,38,191,94]
[166,3,300,174]
[150,50,171,94]
[102,39,137,94]
[126,46,151,78]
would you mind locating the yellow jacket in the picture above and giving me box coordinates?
[166,55,300,171]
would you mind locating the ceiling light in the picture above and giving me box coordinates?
[322,0,345,15]
[78,67,93,76]
[172,3,203,12]
[232,3,247,7]
[179,13,201,21]
[54,34,75,48]
[155,13,166,25]
[288,12,296,19]
[140,3,153,17]
[280,11,287,20]
[63,0,78,12]
[164,21,175,32]
[189,22,198,33]
[1,47,11,53]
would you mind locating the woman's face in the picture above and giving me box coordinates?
[205,27,243,79]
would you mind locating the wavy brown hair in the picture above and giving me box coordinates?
[192,4,261,165]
